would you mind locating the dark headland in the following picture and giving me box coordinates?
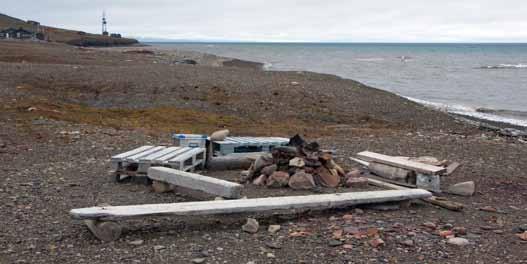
[0,13,138,46]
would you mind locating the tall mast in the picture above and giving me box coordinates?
[102,11,108,35]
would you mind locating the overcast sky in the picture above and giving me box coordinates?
[3,0,527,42]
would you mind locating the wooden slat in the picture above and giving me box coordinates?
[148,167,242,198]
[357,151,446,175]
[168,148,205,162]
[365,177,463,211]
[70,189,432,220]
[111,146,155,161]
[125,146,166,162]
[139,147,181,162]
[154,147,192,162]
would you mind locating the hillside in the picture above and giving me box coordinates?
[0,13,138,46]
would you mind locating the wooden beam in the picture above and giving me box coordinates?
[365,177,463,211]
[357,151,446,175]
[147,167,243,199]
[70,189,432,221]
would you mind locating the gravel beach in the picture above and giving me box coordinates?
[1,41,526,264]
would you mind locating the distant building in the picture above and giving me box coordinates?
[110,33,121,38]
[27,20,40,26]
[0,28,33,39]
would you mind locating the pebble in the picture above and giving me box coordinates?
[422,222,437,229]
[447,237,470,246]
[400,239,414,247]
[266,252,276,258]
[242,218,259,233]
[453,226,467,235]
[265,241,282,249]
[447,181,475,196]
[369,238,385,248]
[153,245,166,251]
[192,258,206,264]
[268,225,281,234]
[128,239,144,246]
[328,239,343,247]
[479,206,497,213]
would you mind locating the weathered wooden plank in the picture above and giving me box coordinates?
[147,167,242,198]
[357,151,446,175]
[70,189,432,221]
[154,147,192,163]
[139,147,182,162]
[111,146,155,161]
[168,148,205,163]
[445,162,461,176]
[365,177,463,211]
[125,146,166,162]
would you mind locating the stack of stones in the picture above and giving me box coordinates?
[240,135,365,190]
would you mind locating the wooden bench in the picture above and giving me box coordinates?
[70,189,432,241]
[111,146,206,183]
[356,151,446,192]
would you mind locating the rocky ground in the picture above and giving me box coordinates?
[0,41,526,264]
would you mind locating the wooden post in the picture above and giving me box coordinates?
[147,167,243,198]
[365,177,463,211]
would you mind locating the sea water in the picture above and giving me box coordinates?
[151,42,527,126]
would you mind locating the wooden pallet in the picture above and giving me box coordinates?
[212,137,289,156]
[111,146,206,182]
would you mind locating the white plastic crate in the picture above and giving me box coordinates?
[172,134,208,148]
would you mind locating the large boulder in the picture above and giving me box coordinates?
[345,177,369,188]
[210,129,229,141]
[261,164,278,176]
[266,171,290,188]
[315,166,340,187]
[447,181,475,196]
[288,171,316,190]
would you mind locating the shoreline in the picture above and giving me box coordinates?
[144,43,527,132]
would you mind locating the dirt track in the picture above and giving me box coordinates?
[0,41,526,264]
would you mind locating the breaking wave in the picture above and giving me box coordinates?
[405,97,527,127]
[478,63,527,69]
[355,57,385,62]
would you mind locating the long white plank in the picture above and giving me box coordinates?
[70,189,431,220]
[357,151,446,175]
[147,167,242,198]
[111,146,155,161]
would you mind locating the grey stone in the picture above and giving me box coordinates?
[288,171,315,190]
[128,239,144,246]
[210,129,229,141]
[242,218,259,233]
[447,181,475,196]
[447,237,470,246]
[261,164,278,176]
[192,257,206,264]
[328,239,343,247]
[268,225,281,234]
[266,171,290,188]
[289,157,305,168]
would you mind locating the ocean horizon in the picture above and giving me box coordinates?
[150,42,527,127]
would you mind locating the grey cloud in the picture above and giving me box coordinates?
[2,0,526,42]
